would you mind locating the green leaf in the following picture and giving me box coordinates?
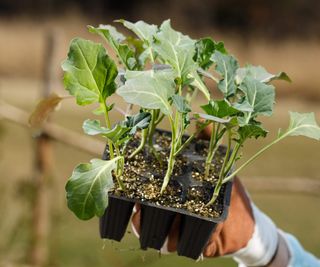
[83,119,130,144]
[117,70,175,115]
[117,20,157,44]
[182,113,190,130]
[238,124,268,143]
[201,99,240,118]
[88,25,139,70]
[280,112,320,140]
[83,119,109,135]
[103,124,131,144]
[153,20,196,82]
[65,157,121,220]
[92,105,105,115]
[151,20,210,100]
[196,113,231,124]
[193,38,226,70]
[236,65,291,84]
[232,99,254,113]
[62,38,118,105]
[211,51,239,97]
[188,71,211,100]
[83,112,151,145]
[117,20,159,64]
[124,112,151,135]
[125,36,148,67]
[172,95,191,113]
[238,77,275,124]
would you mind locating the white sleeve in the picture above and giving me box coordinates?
[231,203,279,266]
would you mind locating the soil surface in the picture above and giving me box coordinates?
[106,130,228,219]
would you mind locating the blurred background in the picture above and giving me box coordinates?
[0,0,320,266]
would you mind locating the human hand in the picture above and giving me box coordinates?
[131,176,255,256]
[131,124,291,266]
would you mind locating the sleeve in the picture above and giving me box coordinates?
[279,230,320,267]
[232,203,320,267]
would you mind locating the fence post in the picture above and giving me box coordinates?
[30,30,56,267]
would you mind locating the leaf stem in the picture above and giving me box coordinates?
[147,109,163,166]
[115,146,125,190]
[204,123,225,178]
[204,123,216,178]
[101,99,124,190]
[160,116,176,194]
[154,113,165,126]
[173,121,210,157]
[224,142,241,176]
[101,100,115,159]
[148,109,158,146]
[207,129,232,206]
[189,88,199,103]
[223,134,287,184]
[129,128,148,159]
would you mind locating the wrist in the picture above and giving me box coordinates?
[266,233,290,267]
[231,204,279,266]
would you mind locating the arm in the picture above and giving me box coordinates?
[132,177,320,266]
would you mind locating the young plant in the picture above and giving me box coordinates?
[115,20,218,193]
[58,19,320,221]
[61,37,152,219]
[197,51,320,205]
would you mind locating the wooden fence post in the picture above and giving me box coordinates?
[29,30,56,267]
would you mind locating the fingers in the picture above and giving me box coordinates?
[130,203,180,252]
[131,203,141,237]
[203,223,224,257]
[166,214,180,252]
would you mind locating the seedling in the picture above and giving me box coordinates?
[54,20,320,220]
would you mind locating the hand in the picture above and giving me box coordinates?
[131,125,290,266]
[132,122,255,256]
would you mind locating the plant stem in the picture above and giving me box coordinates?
[101,100,115,159]
[101,100,125,190]
[189,88,199,103]
[160,116,176,194]
[204,123,216,178]
[173,121,210,157]
[147,110,163,166]
[224,142,241,176]
[154,113,165,126]
[222,134,287,184]
[207,129,232,206]
[129,128,148,159]
[204,123,225,179]
[149,47,155,63]
[148,109,158,146]
[115,149,125,190]
[174,113,184,151]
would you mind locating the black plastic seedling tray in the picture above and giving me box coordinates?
[99,181,232,260]
[100,130,233,260]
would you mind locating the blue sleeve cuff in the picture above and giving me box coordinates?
[279,230,320,267]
